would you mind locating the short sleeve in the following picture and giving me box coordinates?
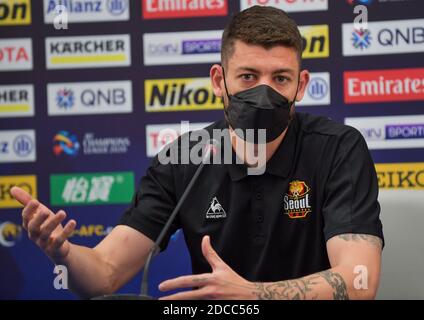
[118,156,180,251]
[322,129,384,246]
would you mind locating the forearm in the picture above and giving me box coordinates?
[251,265,377,300]
[51,243,116,299]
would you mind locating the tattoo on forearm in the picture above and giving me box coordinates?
[253,276,320,300]
[253,270,350,300]
[318,270,349,300]
[337,233,382,248]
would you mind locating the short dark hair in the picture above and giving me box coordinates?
[221,5,303,67]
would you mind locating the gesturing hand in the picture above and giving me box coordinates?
[159,235,256,300]
[11,186,77,261]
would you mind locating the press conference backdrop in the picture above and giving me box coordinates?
[0,0,423,300]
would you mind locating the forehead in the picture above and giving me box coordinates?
[227,40,300,72]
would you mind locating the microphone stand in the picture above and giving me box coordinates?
[92,140,218,300]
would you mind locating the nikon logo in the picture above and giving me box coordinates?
[299,25,330,59]
[145,77,222,112]
[0,0,31,25]
[376,163,424,190]
[0,175,37,208]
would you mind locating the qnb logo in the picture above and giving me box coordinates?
[53,131,80,157]
[352,28,372,50]
[13,135,33,157]
[308,77,328,100]
[107,0,127,15]
[56,88,75,109]
[0,221,22,247]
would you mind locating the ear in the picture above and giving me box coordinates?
[295,69,310,102]
[210,64,224,98]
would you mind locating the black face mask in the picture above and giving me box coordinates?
[222,68,299,144]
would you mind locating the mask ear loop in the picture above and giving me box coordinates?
[221,66,231,98]
[221,66,233,126]
[288,75,301,124]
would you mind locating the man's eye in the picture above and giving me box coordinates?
[241,74,255,81]
[276,76,289,83]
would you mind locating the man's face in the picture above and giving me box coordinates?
[211,40,309,107]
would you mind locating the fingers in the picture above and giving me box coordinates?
[159,273,212,292]
[27,210,51,240]
[201,235,223,270]
[22,199,40,230]
[50,219,76,251]
[39,211,67,242]
[159,287,212,300]
[10,186,33,206]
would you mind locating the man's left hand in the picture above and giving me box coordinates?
[159,235,255,300]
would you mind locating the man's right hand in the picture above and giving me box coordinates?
[10,186,77,262]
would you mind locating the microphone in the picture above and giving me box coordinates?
[92,139,220,300]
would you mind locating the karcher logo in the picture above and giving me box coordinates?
[299,25,329,59]
[0,84,34,117]
[376,163,424,190]
[145,77,222,112]
[0,175,37,208]
[45,34,131,69]
[0,0,31,26]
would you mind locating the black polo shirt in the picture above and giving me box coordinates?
[119,112,384,282]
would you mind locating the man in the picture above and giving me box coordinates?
[11,6,383,300]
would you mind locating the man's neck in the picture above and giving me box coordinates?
[229,127,288,167]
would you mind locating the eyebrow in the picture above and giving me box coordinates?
[235,67,295,75]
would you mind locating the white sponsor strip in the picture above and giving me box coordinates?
[297,72,331,106]
[143,30,222,66]
[0,130,36,163]
[343,18,424,56]
[43,0,129,23]
[146,122,211,157]
[0,84,34,117]
[47,80,132,116]
[45,34,131,69]
[0,38,33,71]
[345,115,424,150]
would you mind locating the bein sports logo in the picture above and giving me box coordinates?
[56,88,75,109]
[182,39,221,55]
[53,131,80,156]
[352,29,372,50]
